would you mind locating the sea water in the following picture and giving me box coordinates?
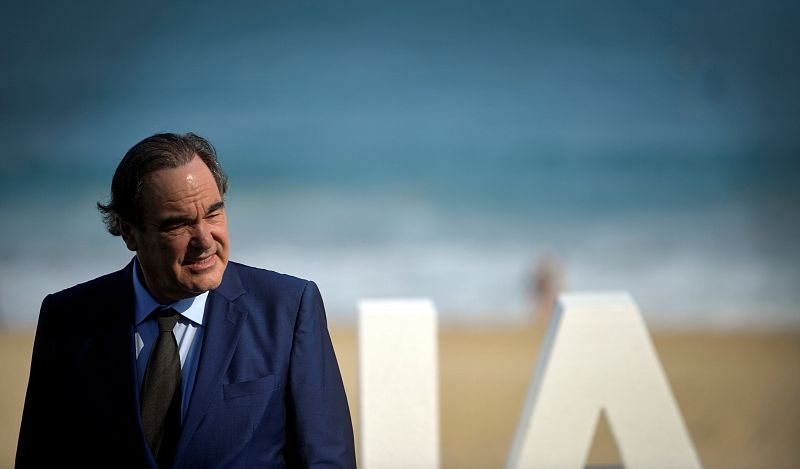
[1,147,797,330]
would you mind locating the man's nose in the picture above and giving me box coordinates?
[190,222,215,250]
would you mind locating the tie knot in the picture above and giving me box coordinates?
[155,308,180,332]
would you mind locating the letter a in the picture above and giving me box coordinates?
[506,293,702,469]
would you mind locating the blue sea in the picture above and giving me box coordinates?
[1,0,798,329]
[2,147,798,329]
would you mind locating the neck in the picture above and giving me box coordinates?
[134,259,176,305]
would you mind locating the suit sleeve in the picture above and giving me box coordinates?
[284,281,357,468]
[16,294,63,468]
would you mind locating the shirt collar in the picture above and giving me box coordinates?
[132,257,208,327]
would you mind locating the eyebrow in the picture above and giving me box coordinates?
[157,201,225,229]
[207,201,225,214]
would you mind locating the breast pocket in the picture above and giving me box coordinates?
[222,374,277,400]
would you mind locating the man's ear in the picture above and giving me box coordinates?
[119,220,138,252]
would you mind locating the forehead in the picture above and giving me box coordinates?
[140,156,221,211]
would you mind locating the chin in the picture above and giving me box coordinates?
[191,266,226,292]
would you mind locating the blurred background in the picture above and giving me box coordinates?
[1,0,798,467]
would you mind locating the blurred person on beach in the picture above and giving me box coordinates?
[16,133,356,468]
[529,254,564,326]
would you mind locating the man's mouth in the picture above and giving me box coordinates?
[183,254,216,271]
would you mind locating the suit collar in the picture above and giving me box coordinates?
[210,260,246,302]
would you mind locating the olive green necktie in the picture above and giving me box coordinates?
[141,308,182,467]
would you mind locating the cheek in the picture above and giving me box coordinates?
[213,227,230,247]
[159,236,189,262]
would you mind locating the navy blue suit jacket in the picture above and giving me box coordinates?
[16,260,356,468]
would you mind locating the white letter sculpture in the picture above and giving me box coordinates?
[506,292,702,469]
[358,299,440,469]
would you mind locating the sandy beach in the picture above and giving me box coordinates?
[2,325,799,468]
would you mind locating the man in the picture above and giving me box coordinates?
[16,133,356,468]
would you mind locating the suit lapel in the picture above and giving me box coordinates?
[174,263,247,462]
[93,312,154,466]
[90,260,156,466]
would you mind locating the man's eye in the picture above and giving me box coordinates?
[162,221,188,231]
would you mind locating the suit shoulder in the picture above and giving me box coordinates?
[37,265,130,331]
[47,267,128,306]
[229,261,311,293]
[226,262,320,321]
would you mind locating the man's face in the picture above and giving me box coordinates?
[121,155,230,303]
